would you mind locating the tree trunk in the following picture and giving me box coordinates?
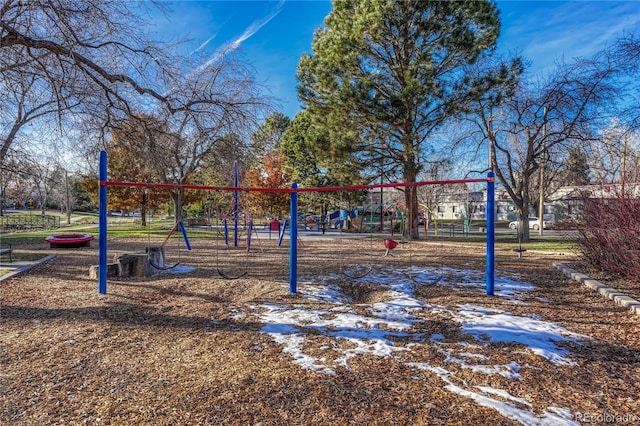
[168,188,183,224]
[65,169,72,225]
[516,201,531,242]
[0,187,5,216]
[403,157,420,240]
[140,191,148,228]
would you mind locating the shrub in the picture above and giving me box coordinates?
[574,187,640,280]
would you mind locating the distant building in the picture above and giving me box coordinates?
[548,183,640,221]
[365,181,637,224]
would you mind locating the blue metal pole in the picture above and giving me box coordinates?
[486,172,495,296]
[289,183,298,294]
[233,161,239,248]
[99,150,108,294]
[178,221,192,251]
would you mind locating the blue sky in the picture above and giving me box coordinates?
[153,1,639,119]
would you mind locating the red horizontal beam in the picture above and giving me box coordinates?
[99,177,492,193]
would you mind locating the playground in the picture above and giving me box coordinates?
[1,230,639,425]
[1,151,639,425]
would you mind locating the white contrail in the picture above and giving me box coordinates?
[199,0,286,70]
[191,33,218,55]
[227,0,286,50]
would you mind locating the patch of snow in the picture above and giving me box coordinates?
[298,280,350,304]
[409,362,579,426]
[452,304,584,366]
[243,266,586,424]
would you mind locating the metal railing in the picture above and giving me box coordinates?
[0,214,60,230]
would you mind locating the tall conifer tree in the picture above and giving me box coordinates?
[297,0,507,237]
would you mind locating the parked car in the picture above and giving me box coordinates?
[508,217,550,230]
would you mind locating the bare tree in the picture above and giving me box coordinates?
[467,54,618,241]
[2,1,273,222]
[0,1,173,162]
[612,32,640,130]
[415,158,454,225]
[22,155,60,215]
[0,148,30,214]
[586,121,640,184]
[108,54,270,223]
[141,54,269,222]
[2,2,267,161]
[0,60,81,163]
[42,164,78,223]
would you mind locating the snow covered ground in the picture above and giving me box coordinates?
[217,266,587,425]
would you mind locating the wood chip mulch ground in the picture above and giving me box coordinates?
[1,236,639,425]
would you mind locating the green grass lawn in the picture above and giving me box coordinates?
[0,217,209,245]
[423,235,577,254]
[0,212,579,255]
[10,252,51,262]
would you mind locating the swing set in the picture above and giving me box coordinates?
[215,217,253,280]
[213,161,275,280]
[97,150,497,296]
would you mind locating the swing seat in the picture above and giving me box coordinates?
[145,221,191,272]
[384,239,399,250]
[146,246,180,271]
[384,239,399,256]
[217,268,248,280]
[149,259,180,271]
[342,265,373,279]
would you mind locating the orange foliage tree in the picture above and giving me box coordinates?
[243,150,291,219]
